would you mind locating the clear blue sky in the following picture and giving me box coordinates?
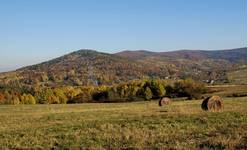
[0,0,247,72]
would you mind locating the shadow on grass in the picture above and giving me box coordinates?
[159,110,168,113]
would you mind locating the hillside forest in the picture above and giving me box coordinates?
[0,48,246,104]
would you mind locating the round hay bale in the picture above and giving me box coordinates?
[159,97,172,106]
[201,96,223,111]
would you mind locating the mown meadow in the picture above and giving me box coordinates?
[0,97,246,149]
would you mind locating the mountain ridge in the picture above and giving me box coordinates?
[0,47,247,87]
[115,47,247,61]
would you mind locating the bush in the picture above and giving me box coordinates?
[172,78,206,100]
[149,80,166,98]
[165,85,175,98]
[20,94,36,104]
[12,96,20,105]
[144,87,153,100]
[92,91,108,102]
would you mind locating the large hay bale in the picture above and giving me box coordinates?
[159,97,172,106]
[201,96,223,111]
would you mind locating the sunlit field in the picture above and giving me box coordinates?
[0,97,246,149]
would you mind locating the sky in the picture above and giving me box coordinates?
[0,0,247,72]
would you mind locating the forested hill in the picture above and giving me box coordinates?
[115,47,247,62]
[0,47,247,87]
[1,50,167,87]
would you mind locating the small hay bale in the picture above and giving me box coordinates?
[159,97,172,106]
[201,96,223,111]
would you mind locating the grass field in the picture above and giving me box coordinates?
[228,68,247,85]
[206,85,247,97]
[0,97,247,149]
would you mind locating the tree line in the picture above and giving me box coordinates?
[0,79,206,105]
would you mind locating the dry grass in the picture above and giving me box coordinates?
[206,84,247,97]
[228,68,247,85]
[0,97,246,149]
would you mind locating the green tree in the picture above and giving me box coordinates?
[149,80,166,98]
[174,78,206,100]
[144,87,153,100]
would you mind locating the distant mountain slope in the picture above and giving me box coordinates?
[115,47,247,62]
[0,47,246,87]
[115,50,156,59]
[116,48,247,82]
[0,50,170,87]
[205,47,247,62]
[16,50,148,86]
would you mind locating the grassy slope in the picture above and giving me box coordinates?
[0,98,247,149]
[228,68,247,85]
[206,85,247,97]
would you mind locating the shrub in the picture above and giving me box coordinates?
[144,87,153,100]
[92,91,108,102]
[173,78,206,100]
[20,94,36,104]
[12,96,20,105]
[149,80,166,98]
[53,88,68,104]
[165,85,176,98]
[69,91,93,103]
